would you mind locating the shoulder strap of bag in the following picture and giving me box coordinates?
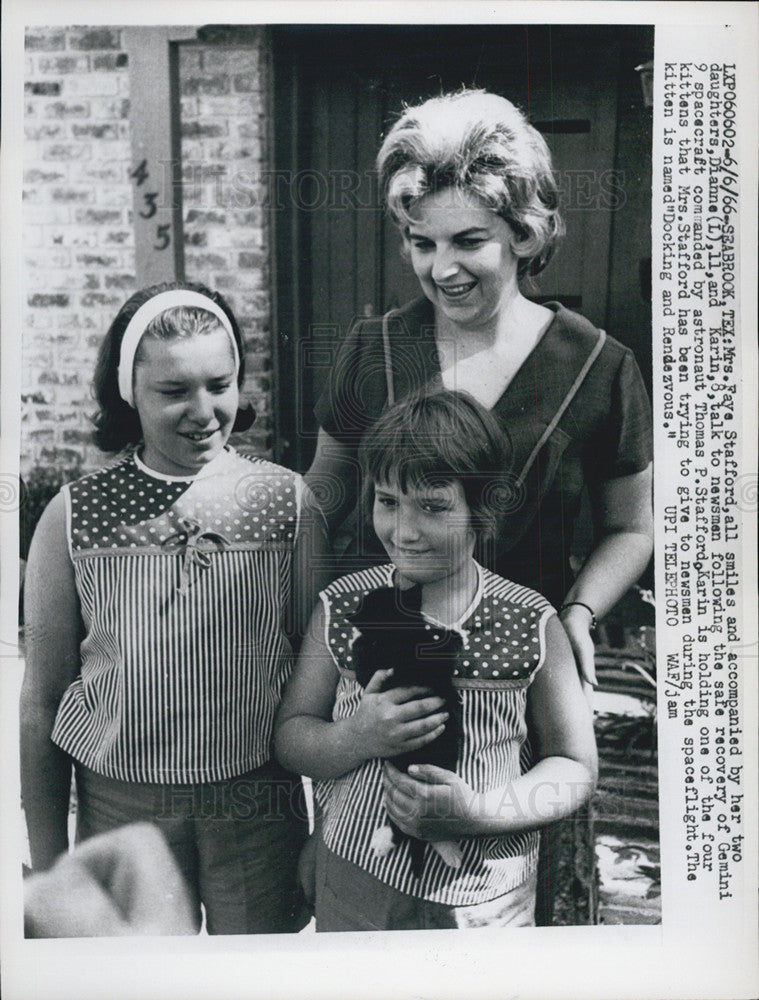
[516,328,607,485]
[381,309,396,406]
[383,308,605,484]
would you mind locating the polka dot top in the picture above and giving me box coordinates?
[52,447,303,784]
[324,564,547,686]
[66,447,299,554]
[315,561,554,907]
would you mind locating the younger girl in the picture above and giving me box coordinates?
[21,281,328,934]
[275,390,597,930]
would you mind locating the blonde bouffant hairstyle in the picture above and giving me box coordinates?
[376,89,563,278]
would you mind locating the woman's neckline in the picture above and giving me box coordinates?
[432,298,558,411]
[394,297,561,413]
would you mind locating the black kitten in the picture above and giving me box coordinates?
[349,584,463,877]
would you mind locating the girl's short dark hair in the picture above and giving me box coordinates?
[91,280,254,453]
[376,89,563,278]
[358,389,513,551]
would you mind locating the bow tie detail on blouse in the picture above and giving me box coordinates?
[160,516,231,595]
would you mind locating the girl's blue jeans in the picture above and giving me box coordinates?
[74,759,309,934]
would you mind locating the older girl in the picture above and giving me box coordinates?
[21,281,328,934]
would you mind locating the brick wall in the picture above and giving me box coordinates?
[179,36,273,456]
[23,26,134,476]
[21,26,272,479]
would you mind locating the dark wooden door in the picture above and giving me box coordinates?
[272,25,647,470]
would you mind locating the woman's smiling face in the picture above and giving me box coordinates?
[405,187,520,330]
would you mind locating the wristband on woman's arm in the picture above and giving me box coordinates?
[558,601,597,632]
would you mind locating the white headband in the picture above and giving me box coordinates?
[117,290,240,407]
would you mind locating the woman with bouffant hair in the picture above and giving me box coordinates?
[378,89,562,278]
[306,90,653,922]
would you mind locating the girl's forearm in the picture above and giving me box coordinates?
[20,703,72,871]
[472,757,596,837]
[275,714,371,781]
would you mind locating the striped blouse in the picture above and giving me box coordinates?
[52,447,302,784]
[315,562,553,907]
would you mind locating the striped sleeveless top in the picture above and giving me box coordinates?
[52,447,302,784]
[315,563,554,907]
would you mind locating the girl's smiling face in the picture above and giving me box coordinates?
[133,326,239,476]
[405,187,520,330]
[373,477,475,586]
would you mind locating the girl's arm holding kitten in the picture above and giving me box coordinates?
[275,602,449,780]
[381,615,598,841]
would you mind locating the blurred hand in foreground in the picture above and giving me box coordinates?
[24,822,196,937]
